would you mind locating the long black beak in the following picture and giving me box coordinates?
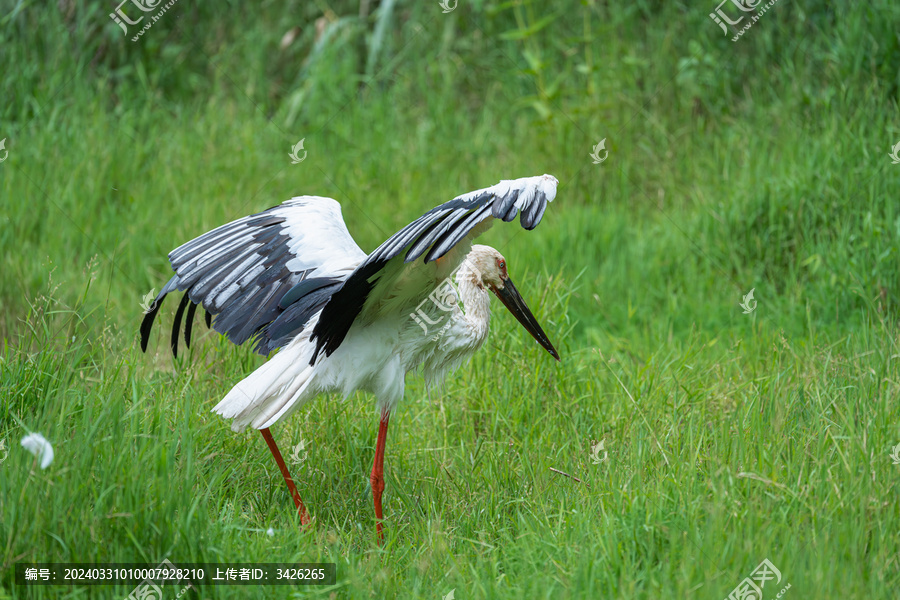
[492,277,560,361]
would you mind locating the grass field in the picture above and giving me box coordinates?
[2,1,900,598]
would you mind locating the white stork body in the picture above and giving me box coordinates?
[141,174,560,538]
[213,250,494,430]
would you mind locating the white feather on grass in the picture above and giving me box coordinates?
[21,432,54,469]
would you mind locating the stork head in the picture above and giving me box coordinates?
[462,245,560,361]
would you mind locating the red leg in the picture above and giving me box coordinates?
[370,410,390,542]
[260,428,311,525]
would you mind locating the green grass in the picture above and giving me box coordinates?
[2,1,900,598]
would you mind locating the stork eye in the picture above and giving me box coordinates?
[498,260,505,269]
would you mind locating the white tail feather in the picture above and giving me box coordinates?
[212,334,318,432]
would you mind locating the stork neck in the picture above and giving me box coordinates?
[457,270,491,338]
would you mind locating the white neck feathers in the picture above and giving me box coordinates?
[456,262,491,340]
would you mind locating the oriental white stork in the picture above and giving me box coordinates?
[140,174,560,540]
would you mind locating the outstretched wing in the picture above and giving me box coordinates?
[310,174,558,362]
[140,196,366,357]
